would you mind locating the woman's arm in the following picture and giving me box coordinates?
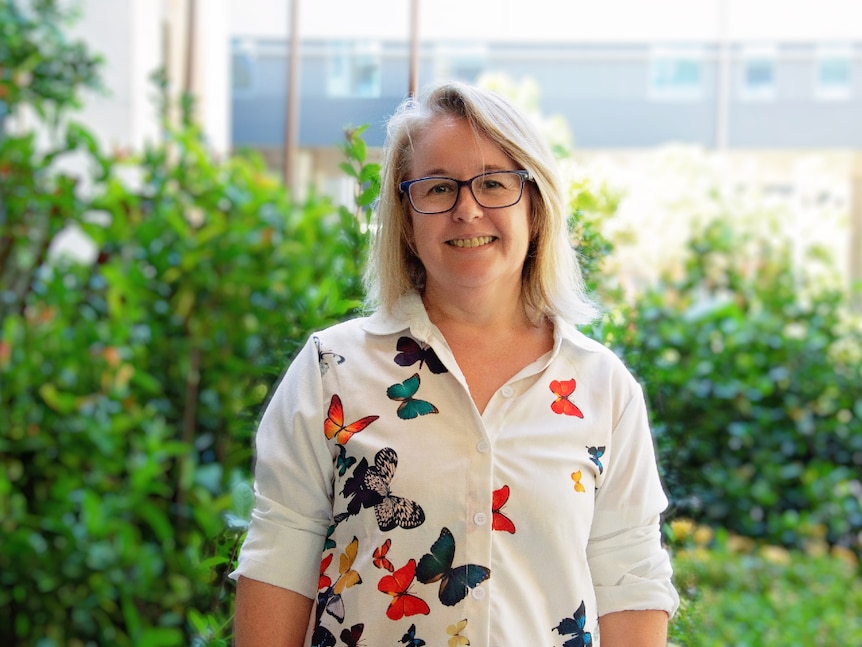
[599,609,668,647]
[234,576,314,647]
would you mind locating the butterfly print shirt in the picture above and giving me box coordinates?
[233,292,679,646]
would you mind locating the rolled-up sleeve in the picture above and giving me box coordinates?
[587,384,680,618]
[229,337,334,599]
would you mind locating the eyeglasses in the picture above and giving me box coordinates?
[399,170,533,215]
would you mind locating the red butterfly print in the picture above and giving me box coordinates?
[492,485,516,534]
[324,394,379,445]
[373,538,395,572]
[377,559,431,621]
[319,552,334,590]
[549,379,584,418]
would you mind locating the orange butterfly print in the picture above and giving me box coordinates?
[324,394,379,445]
[571,470,586,493]
[550,379,584,418]
[373,538,395,572]
[491,485,516,534]
[378,559,431,621]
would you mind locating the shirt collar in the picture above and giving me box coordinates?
[363,291,603,355]
[362,292,436,342]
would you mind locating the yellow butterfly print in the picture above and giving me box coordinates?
[447,618,469,646]
[333,536,362,594]
[571,471,586,493]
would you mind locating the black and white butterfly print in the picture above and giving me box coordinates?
[337,447,425,532]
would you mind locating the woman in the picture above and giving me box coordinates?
[233,82,678,646]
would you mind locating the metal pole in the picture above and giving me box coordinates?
[408,0,419,98]
[284,0,301,190]
[184,0,196,97]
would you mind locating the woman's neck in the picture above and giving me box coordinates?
[422,281,532,332]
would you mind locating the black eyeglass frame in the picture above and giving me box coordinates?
[398,169,533,215]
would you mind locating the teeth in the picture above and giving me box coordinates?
[448,236,495,248]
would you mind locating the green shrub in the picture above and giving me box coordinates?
[0,0,102,121]
[0,96,372,645]
[604,219,862,551]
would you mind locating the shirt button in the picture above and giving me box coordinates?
[471,587,486,600]
[500,385,514,398]
[473,512,488,526]
[476,440,490,453]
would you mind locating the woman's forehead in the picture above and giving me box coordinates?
[406,116,512,178]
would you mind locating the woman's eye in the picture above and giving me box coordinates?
[428,182,453,194]
[479,179,503,191]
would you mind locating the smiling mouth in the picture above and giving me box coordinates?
[447,236,497,248]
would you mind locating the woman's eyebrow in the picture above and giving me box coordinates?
[414,164,512,177]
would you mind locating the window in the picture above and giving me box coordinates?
[815,45,853,100]
[327,41,381,98]
[740,46,777,101]
[649,47,704,101]
[434,43,488,83]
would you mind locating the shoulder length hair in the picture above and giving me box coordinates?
[363,81,598,325]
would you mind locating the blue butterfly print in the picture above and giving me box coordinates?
[587,446,605,475]
[553,600,593,647]
[399,623,426,646]
[311,588,341,647]
[394,336,448,374]
[336,447,425,531]
[387,373,439,420]
[311,623,336,647]
[416,527,490,606]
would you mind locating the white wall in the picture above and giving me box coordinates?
[67,0,230,156]
[228,0,862,42]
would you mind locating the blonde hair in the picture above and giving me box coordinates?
[364,81,597,325]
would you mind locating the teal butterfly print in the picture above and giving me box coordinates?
[387,373,439,420]
[336,444,356,476]
[323,523,336,551]
[416,527,490,606]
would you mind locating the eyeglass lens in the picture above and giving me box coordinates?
[408,172,525,213]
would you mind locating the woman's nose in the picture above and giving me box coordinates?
[451,184,483,221]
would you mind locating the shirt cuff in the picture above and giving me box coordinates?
[229,495,328,599]
[588,518,680,618]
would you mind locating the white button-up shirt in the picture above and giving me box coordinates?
[233,293,679,646]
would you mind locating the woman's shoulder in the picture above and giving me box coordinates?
[556,321,640,384]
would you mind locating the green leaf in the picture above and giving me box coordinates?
[338,161,358,179]
[38,383,78,414]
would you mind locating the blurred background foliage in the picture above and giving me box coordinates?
[1,2,860,645]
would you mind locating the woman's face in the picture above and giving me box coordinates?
[404,116,532,300]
